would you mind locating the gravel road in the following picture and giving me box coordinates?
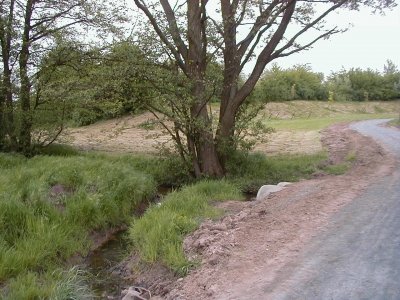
[269,119,400,300]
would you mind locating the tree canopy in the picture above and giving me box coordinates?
[132,0,396,177]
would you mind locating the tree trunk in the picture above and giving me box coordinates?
[0,93,4,150]
[3,68,17,148]
[19,0,34,155]
[187,0,224,177]
[0,0,16,150]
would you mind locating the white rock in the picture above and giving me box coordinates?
[256,184,284,200]
[277,182,291,187]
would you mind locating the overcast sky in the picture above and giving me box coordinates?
[269,4,400,76]
[130,2,400,76]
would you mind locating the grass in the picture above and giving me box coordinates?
[0,152,157,299]
[129,180,242,276]
[324,163,350,175]
[388,118,400,127]
[226,151,328,193]
[128,151,336,274]
[5,100,394,292]
[263,113,397,131]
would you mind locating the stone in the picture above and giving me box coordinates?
[277,182,291,187]
[122,286,150,300]
[256,182,291,201]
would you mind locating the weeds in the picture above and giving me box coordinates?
[129,180,242,275]
[0,153,157,298]
[226,151,327,193]
[324,163,350,175]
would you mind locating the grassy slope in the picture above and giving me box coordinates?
[266,113,396,131]
[260,100,399,131]
[0,152,157,299]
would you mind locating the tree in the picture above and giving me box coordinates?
[133,0,395,177]
[252,64,327,102]
[36,40,153,128]
[0,0,126,154]
[328,63,400,101]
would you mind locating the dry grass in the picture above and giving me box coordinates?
[63,101,399,156]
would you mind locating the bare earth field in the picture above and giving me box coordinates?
[63,101,399,156]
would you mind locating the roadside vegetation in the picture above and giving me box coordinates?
[130,181,242,275]
[0,151,157,299]
[265,112,396,131]
[0,141,343,297]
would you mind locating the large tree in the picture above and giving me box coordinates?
[133,0,395,177]
[0,0,126,154]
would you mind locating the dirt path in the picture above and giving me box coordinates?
[163,120,398,299]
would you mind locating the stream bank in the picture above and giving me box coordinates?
[83,186,255,299]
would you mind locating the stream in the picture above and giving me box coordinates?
[83,187,255,298]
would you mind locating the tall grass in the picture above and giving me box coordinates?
[226,151,327,193]
[129,180,242,275]
[5,267,93,300]
[0,153,157,298]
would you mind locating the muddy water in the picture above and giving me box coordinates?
[86,231,129,298]
[85,186,173,298]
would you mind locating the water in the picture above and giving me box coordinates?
[86,230,130,298]
[85,186,173,298]
[84,186,254,298]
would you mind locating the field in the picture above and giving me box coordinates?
[64,101,399,155]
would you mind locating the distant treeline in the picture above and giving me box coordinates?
[251,61,400,102]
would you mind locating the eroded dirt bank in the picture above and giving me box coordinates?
[158,123,396,299]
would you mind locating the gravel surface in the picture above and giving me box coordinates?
[268,119,400,299]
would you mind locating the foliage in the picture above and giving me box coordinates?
[0,0,129,154]
[226,151,327,193]
[252,64,328,102]
[129,180,242,275]
[132,0,395,177]
[36,40,154,127]
[327,61,400,101]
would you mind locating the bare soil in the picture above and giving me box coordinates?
[63,112,322,156]
[63,101,398,156]
[155,123,395,299]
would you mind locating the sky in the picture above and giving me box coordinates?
[129,2,400,77]
[269,4,400,76]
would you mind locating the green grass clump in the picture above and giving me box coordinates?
[226,151,327,193]
[324,163,350,175]
[90,153,193,187]
[37,143,80,156]
[264,113,397,131]
[5,268,93,300]
[388,118,400,127]
[129,180,242,275]
[0,153,157,298]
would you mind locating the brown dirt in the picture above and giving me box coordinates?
[152,123,395,300]
[62,113,173,154]
[63,112,321,156]
[63,101,398,156]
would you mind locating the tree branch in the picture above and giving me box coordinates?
[133,0,188,74]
